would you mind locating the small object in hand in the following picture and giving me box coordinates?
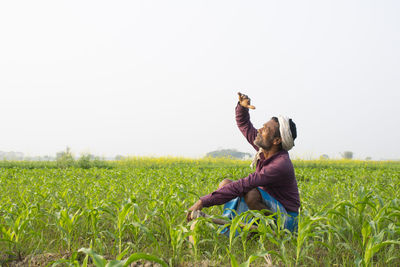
[190,210,207,220]
[238,92,256,109]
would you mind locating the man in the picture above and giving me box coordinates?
[187,92,300,231]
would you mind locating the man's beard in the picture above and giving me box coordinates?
[254,134,273,151]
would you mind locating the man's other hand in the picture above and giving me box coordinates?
[238,92,256,109]
[186,200,203,222]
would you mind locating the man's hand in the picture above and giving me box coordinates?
[186,199,203,222]
[238,92,256,109]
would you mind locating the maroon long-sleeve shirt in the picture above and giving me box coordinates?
[200,104,300,212]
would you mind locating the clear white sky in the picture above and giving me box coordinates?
[1,1,399,160]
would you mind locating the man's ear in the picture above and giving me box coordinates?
[273,137,282,145]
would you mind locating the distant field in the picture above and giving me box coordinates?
[1,158,399,266]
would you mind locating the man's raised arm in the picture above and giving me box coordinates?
[236,92,259,151]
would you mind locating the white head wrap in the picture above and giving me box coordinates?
[277,116,294,151]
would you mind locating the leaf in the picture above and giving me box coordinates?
[105,260,124,267]
[239,252,270,267]
[229,252,239,267]
[82,255,88,267]
[116,247,130,261]
[78,248,107,267]
[123,253,168,267]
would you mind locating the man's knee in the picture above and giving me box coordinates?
[218,178,233,189]
[244,188,266,210]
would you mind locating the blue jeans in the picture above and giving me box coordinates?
[220,188,298,235]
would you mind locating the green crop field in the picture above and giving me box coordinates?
[1,158,399,266]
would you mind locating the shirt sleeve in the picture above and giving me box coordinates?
[235,103,259,152]
[200,161,284,207]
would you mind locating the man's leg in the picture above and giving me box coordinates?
[244,188,270,214]
[220,179,269,212]
[218,178,233,189]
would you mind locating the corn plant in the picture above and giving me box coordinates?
[54,208,82,251]
[51,248,168,267]
[0,158,399,266]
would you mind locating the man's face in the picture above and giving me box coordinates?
[254,119,280,151]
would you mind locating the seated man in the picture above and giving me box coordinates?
[187,92,300,231]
